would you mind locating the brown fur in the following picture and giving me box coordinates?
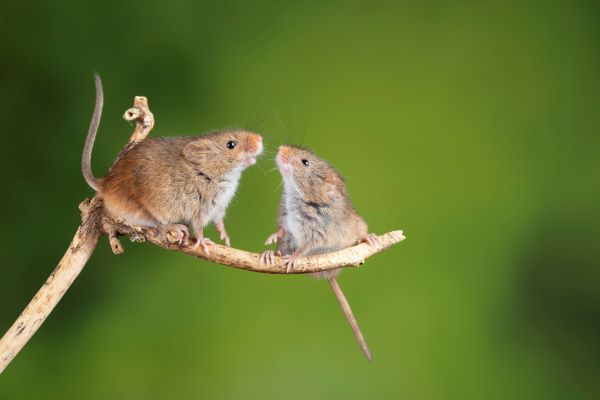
[98,132,262,230]
[81,75,263,244]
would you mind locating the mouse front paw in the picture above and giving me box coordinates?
[219,231,231,247]
[264,232,279,245]
[214,220,231,247]
[264,228,284,245]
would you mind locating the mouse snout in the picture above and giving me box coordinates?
[246,133,263,155]
[276,146,294,178]
[277,145,293,164]
[241,133,262,167]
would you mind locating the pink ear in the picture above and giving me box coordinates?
[183,138,212,164]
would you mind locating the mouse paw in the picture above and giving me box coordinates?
[193,237,214,254]
[281,253,301,273]
[264,232,279,245]
[163,224,190,245]
[259,250,277,265]
[219,231,231,247]
[362,233,380,247]
[214,220,231,247]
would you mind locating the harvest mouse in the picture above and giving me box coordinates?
[82,75,263,251]
[260,145,378,361]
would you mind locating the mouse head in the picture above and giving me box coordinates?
[276,145,346,197]
[183,130,263,177]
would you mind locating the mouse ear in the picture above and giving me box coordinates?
[183,138,212,164]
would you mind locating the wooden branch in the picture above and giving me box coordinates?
[0,90,406,374]
[0,202,102,373]
[93,195,405,273]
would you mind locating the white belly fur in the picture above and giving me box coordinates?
[205,170,241,224]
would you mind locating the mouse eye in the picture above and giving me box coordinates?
[301,159,310,167]
[226,140,237,149]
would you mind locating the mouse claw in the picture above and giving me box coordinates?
[260,250,275,265]
[285,260,295,273]
[220,232,231,247]
[215,220,231,247]
[363,233,380,247]
[281,254,299,273]
[264,232,279,245]
[193,237,214,254]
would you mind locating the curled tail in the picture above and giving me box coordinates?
[328,277,372,362]
[82,73,103,191]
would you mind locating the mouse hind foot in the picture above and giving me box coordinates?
[259,249,281,265]
[360,233,380,247]
[161,223,190,245]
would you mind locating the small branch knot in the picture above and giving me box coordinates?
[108,234,124,255]
[123,107,143,122]
[124,96,154,145]
[128,231,146,243]
[78,198,91,213]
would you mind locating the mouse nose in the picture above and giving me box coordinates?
[278,145,292,162]
[248,133,263,154]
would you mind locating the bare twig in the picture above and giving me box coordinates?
[0,202,102,373]
[123,95,154,145]
[0,92,405,374]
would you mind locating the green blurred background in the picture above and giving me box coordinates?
[1,0,599,398]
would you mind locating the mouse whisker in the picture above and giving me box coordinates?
[255,162,275,184]
[274,179,284,192]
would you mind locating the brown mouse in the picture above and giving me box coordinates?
[82,75,263,251]
[260,145,378,361]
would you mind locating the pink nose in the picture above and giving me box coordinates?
[278,145,292,163]
[248,134,263,153]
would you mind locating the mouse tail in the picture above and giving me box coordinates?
[328,276,372,362]
[82,73,103,191]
